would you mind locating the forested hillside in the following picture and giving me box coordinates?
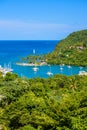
[46,30,87,66]
[0,73,87,130]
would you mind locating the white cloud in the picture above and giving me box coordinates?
[0,19,70,39]
[0,19,69,32]
[0,19,86,40]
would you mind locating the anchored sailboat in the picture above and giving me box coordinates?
[32,64,39,72]
[47,65,53,76]
[33,49,35,54]
[67,62,72,69]
[32,49,39,72]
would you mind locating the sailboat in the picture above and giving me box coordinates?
[32,64,39,72]
[33,49,35,54]
[47,65,53,76]
[7,63,13,72]
[60,64,64,70]
[32,49,39,72]
[60,66,63,70]
[59,61,64,70]
[67,62,72,69]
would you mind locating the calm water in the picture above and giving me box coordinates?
[0,40,86,78]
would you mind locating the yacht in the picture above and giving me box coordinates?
[67,64,72,68]
[33,66,39,72]
[60,66,63,70]
[47,71,53,76]
[33,49,35,54]
[32,49,39,72]
[0,64,13,76]
[79,71,87,76]
[47,66,53,76]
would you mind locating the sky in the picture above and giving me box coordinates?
[0,0,87,40]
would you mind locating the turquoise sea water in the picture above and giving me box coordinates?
[0,40,86,78]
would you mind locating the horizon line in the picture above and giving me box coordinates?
[0,39,60,41]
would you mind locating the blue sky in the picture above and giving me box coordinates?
[0,0,87,40]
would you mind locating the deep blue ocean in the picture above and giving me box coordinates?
[0,40,86,78]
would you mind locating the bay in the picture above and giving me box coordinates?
[0,40,86,78]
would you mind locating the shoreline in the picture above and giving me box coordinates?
[15,62,47,66]
[15,62,87,67]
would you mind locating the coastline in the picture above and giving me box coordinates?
[15,62,47,66]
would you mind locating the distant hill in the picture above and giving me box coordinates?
[46,30,87,66]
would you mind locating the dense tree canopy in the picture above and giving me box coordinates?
[45,30,87,66]
[0,73,87,130]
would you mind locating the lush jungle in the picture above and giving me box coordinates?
[0,72,87,130]
[46,30,87,66]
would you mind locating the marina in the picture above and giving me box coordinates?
[13,63,87,78]
[0,64,13,76]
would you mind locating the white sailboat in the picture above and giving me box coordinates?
[79,70,87,76]
[0,63,13,77]
[59,61,64,71]
[67,65,71,68]
[32,49,39,72]
[33,49,35,54]
[67,63,72,68]
[7,63,13,72]
[32,65,39,72]
[47,66,53,76]
[60,66,63,70]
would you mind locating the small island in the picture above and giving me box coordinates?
[16,54,48,66]
[16,61,47,66]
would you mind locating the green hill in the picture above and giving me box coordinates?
[46,30,87,66]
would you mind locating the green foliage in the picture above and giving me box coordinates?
[22,55,46,65]
[46,30,87,66]
[0,73,87,130]
[21,125,37,130]
[4,73,18,81]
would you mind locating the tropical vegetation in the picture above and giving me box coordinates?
[0,72,87,130]
[45,30,87,66]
